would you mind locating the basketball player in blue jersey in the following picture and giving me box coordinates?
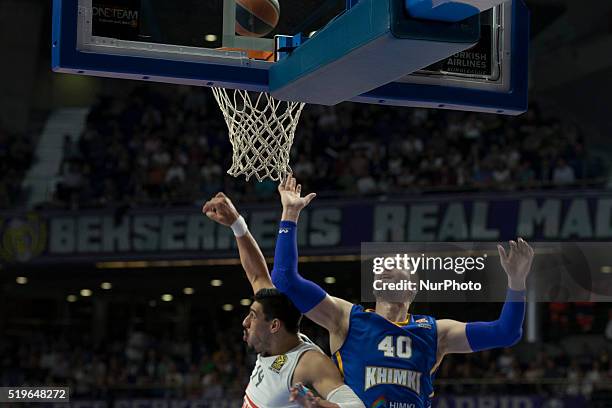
[269,176,534,408]
[203,193,364,408]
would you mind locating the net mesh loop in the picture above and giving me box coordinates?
[212,87,305,182]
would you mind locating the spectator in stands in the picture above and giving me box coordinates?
[582,361,603,397]
[516,160,536,186]
[552,158,576,185]
[566,359,582,396]
[605,309,612,342]
[42,86,607,209]
[0,123,34,209]
[575,302,595,333]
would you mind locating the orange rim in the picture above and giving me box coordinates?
[217,47,275,62]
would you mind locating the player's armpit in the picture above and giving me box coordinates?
[236,232,274,294]
[436,319,471,356]
[304,296,353,353]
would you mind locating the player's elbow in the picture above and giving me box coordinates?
[502,327,523,347]
[271,267,291,291]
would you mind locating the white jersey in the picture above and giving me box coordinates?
[243,334,320,408]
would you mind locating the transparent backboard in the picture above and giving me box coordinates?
[88,0,346,50]
[54,0,529,114]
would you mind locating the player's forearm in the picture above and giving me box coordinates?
[271,220,327,313]
[465,288,525,352]
[508,276,526,291]
[236,232,270,286]
[230,216,272,289]
[326,385,365,408]
[282,207,301,223]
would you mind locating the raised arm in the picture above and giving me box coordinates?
[271,177,353,353]
[436,238,534,358]
[203,193,272,294]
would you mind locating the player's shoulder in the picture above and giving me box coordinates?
[351,304,366,314]
[294,348,338,384]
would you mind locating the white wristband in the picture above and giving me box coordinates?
[230,216,248,237]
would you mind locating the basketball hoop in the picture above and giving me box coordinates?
[212,87,305,182]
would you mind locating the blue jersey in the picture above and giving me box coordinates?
[332,305,438,408]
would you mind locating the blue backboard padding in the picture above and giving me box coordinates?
[390,0,480,41]
[269,0,391,103]
[405,0,480,22]
[270,0,479,104]
[355,0,529,114]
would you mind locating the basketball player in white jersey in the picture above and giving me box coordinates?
[203,193,364,408]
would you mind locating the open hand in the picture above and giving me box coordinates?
[497,237,534,291]
[278,175,316,222]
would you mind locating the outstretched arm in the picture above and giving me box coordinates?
[436,238,534,357]
[291,350,364,408]
[203,193,272,294]
[271,177,353,353]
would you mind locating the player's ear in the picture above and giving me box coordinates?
[269,318,282,334]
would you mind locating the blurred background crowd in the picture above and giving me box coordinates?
[2,82,612,405]
[2,299,612,402]
[3,1,612,406]
[32,86,607,210]
[0,123,35,209]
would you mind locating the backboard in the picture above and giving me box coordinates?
[52,0,529,114]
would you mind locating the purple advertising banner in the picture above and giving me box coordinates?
[2,190,612,265]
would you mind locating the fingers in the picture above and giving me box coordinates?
[304,391,316,406]
[202,201,210,214]
[278,175,300,193]
[289,176,296,191]
[309,393,322,407]
[497,244,507,263]
[517,237,534,257]
[203,193,228,213]
[289,387,299,402]
[296,184,302,195]
[203,200,220,214]
[509,240,517,255]
[203,199,218,213]
[516,237,525,254]
[279,174,290,191]
[290,383,311,406]
[304,192,317,205]
[204,201,219,218]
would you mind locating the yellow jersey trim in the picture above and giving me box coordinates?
[335,351,345,377]
[365,308,411,327]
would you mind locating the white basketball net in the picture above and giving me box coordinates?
[212,87,305,182]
